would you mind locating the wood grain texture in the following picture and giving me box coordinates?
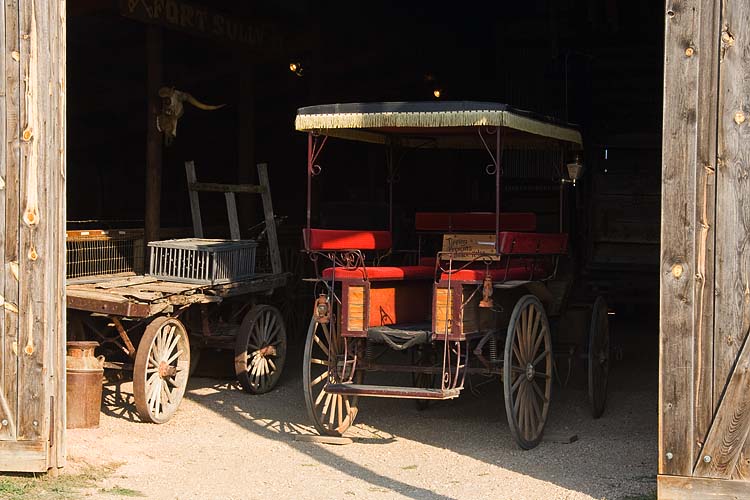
[17,0,48,441]
[257,163,282,275]
[694,332,750,478]
[660,0,721,476]
[658,474,750,499]
[714,0,750,482]
[3,0,21,444]
[184,161,204,237]
[0,439,46,472]
[0,0,10,443]
[692,0,721,465]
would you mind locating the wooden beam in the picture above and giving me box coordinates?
[713,0,750,480]
[184,161,203,237]
[0,0,21,439]
[144,25,162,248]
[693,330,750,478]
[257,164,282,275]
[0,440,47,472]
[659,0,718,475]
[658,474,750,499]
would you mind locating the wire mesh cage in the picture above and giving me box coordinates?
[66,230,145,280]
[148,238,258,285]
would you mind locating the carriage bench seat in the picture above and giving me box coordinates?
[304,228,392,251]
[497,231,568,255]
[441,264,551,283]
[322,265,434,281]
[415,212,537,232]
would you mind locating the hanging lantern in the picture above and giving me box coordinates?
[314,294,330,324]
[479,274,494,308]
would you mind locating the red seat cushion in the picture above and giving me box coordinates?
[415,212,537,232]
[322,266,434,281]
[497,232,568,255]
[440,263,551,282]
[304,229,392,251]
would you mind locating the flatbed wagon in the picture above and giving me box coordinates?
[66,163,290,423]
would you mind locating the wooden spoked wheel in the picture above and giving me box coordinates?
[303,316,360,436]
[503,295,552,450]
[588,296,610,418]
[133,316,190,424]
[234,305,287,394]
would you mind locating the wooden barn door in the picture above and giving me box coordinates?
[0,0,66,472]
[660,0,750,497]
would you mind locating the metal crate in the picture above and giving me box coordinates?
[148,238,258,285]
[66,229,144,280]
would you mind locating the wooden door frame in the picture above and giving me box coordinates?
[659,0,750,497]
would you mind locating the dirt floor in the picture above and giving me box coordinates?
[58,316,658,500]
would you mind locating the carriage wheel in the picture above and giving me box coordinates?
[503,295,552,450]
[133,317,190,424]
[234,305,287,394]
[588,296,610,418]
[303,316,360,436]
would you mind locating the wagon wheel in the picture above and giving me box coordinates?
[503,295,552,450]
[133,317,190,424]
[588,296,610,418]
[303,316,361,436]
[234,305,287,394]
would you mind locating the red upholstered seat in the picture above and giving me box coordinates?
[304,228,392,250]
[415,212,537,232]
[440,263,551,282]
[496,232,568,255]
[322,265,435,281]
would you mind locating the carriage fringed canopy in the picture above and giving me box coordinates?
[295,101,583,149]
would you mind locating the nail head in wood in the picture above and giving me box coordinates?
[685,46,695,57]
[734,111,746,125]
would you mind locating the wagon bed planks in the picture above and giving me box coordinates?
[66,273,289,317]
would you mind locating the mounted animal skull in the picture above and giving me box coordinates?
[156,87,225,145]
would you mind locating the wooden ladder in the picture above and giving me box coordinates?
[184,161,282,275]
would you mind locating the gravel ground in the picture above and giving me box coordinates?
[65,338,657,500]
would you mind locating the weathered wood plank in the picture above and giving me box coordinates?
[144,25,162,248]
[0,439,47,472]
[714,0,750,482]
[17,0,48,441]
[693,331,750,478]
[257,164,282,275]
[692,0,722,471]
[2,0,21,444]
[0,0,10,442]
[658,474,750,499]
[660,0,715,476]
[184,161,203,238]
[50,0,67,468]
[224,192,240,240]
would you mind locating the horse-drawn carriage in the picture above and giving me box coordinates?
[296,101,609,449]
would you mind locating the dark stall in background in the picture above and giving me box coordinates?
[66,0,662,313]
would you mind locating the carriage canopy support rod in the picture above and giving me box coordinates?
[307,132,328,232]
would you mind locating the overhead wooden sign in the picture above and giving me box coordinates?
[119,0,285,52]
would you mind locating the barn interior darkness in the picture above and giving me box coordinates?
[66,0,662,319]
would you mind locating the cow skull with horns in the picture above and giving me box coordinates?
[156,87,225,145]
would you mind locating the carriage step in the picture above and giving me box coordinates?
[324,383,461,400]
